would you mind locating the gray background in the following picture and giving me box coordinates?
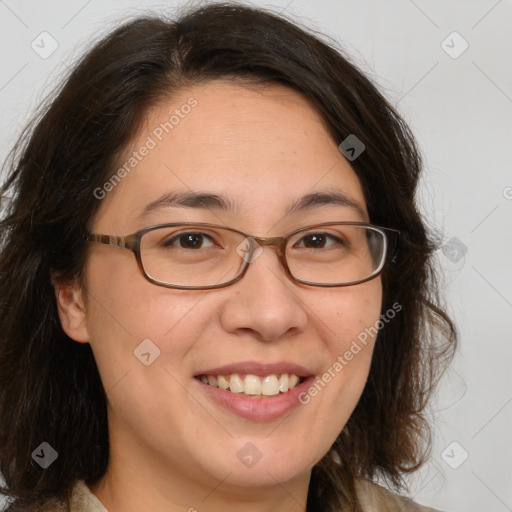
[1,1,511,510]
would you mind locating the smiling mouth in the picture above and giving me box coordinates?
[195,373,306,398]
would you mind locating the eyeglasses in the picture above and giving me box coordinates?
[85,222,400,290]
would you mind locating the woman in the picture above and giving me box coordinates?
[0,3,456,511]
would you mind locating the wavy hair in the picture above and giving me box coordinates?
[0,3,456,511]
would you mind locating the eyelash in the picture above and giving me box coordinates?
[162,231,344,250]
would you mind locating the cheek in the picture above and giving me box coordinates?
[319,278,383,355]
[309,279,382,406]
[289,280,382,462]
[82,251,216,387]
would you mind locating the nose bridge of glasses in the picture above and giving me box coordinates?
[250,235,287,256]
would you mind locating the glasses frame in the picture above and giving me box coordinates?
[85,221,400,290]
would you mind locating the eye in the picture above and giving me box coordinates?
[163,232,216,250]
[294,232,344,249]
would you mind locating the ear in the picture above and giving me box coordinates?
[52,274,90,343]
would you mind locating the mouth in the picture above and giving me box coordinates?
[193,361,315,421]
[195,373,306,398]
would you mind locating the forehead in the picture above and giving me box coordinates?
[93,80,368,231]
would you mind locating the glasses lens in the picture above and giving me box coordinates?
[285,225,387,285]
[140,225,246,287]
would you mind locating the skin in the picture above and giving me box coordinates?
[55,80,382,512]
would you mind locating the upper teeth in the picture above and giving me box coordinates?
[199,373,302,396]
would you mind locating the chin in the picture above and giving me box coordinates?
[218,460,310,489]
[193,438,318,489]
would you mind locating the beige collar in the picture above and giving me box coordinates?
[70,480,108,512]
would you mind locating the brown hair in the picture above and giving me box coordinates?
[0,2,456,510]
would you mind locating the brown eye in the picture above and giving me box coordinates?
[163,232,215,249]
[302,233,327,248]
[295,233,342,249]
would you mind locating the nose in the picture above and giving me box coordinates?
[219,244,308,342]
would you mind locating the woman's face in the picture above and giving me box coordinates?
[59,80,382,499]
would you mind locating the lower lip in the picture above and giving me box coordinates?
[194,376,316,421]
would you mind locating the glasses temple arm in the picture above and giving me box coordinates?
[85,233,137,250]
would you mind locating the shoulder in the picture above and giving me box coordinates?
[30,480,108,512]
[354,478,443,512]
[68,480,108,512]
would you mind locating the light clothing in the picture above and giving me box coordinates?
[37,480,106,512]
[40,478,442,511]
[354,478,442,512]
[69,480,108,512]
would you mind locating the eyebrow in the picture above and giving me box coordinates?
[137,189,368,221]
